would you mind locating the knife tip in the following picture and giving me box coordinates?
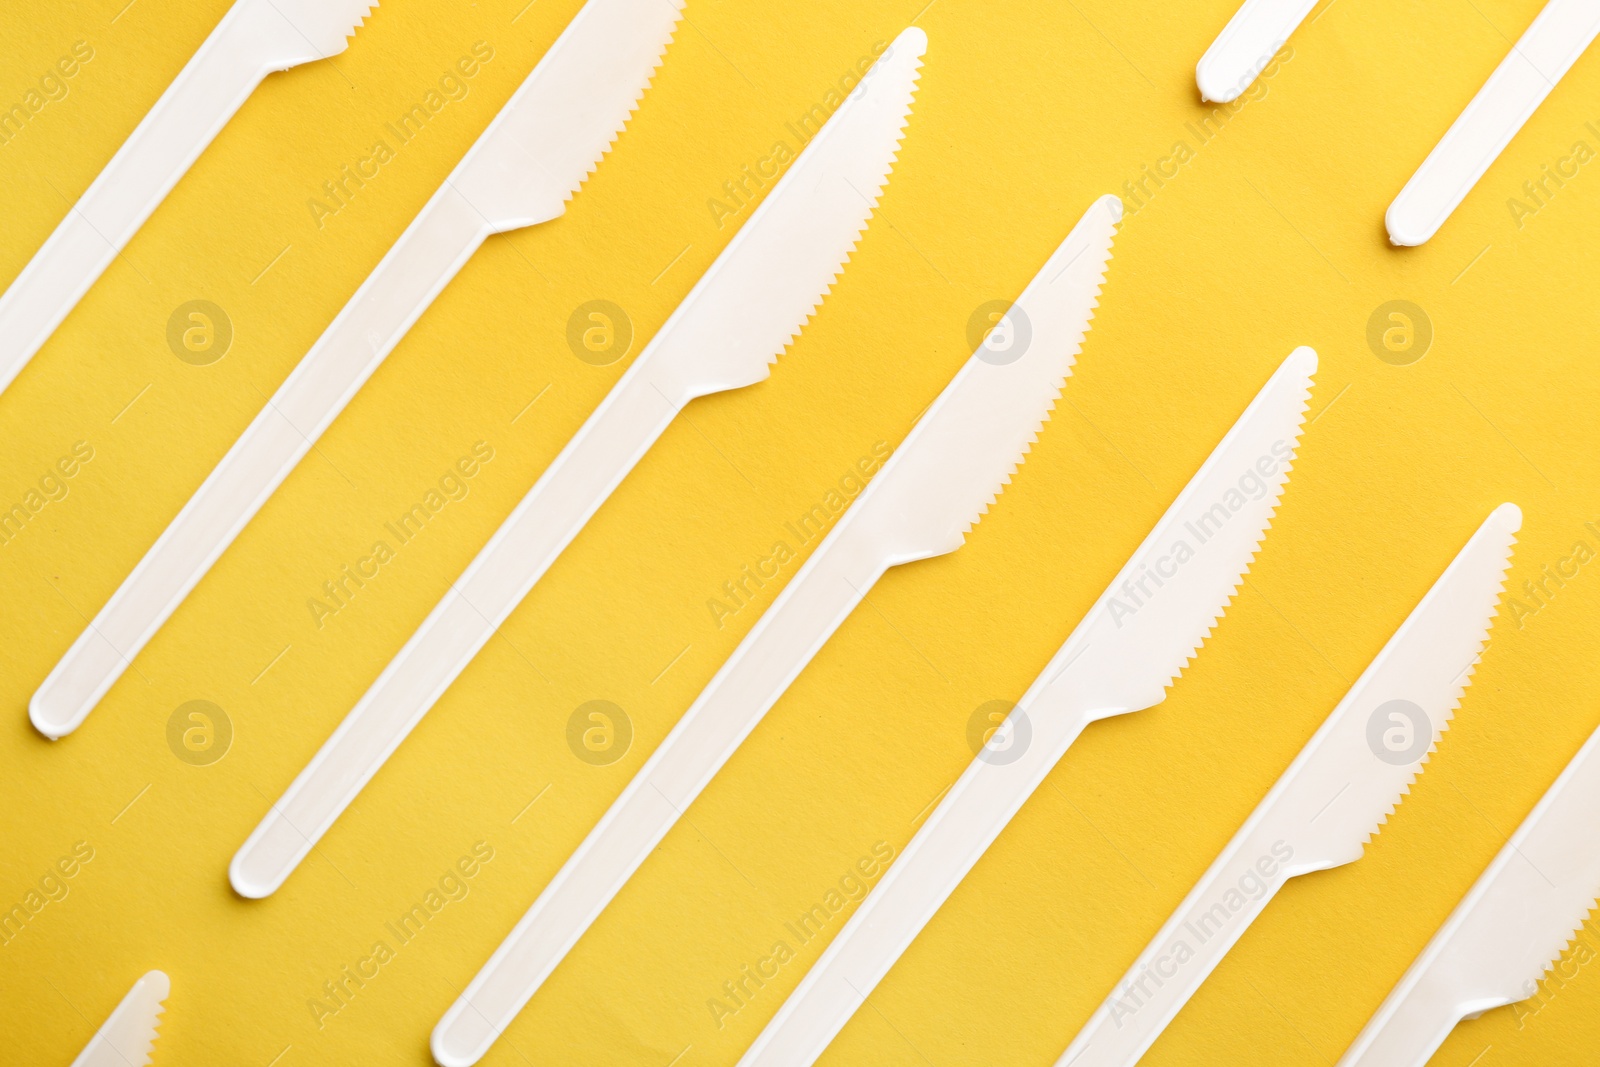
[1286,345,1317,375]
[1490,501,1523,533]
[892,25,929,57]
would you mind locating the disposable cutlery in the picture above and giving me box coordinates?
[0,0,377,396]
[741,348,1316,1067]
[30,0,683,739]
[229,27,929,900]
[1057,504,1520,1066]
[1338,717,1600,1065]
[431,188,1120,1067]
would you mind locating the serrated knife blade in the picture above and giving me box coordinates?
[1338,719,1600,1066]
[1057,503,1520,1067]
[429,187,1118,1067]
[70,970,168,1067]
[738,349,1316,1067]
[228,24,927,901]
[0,0,376,397]
[30,0,682,740]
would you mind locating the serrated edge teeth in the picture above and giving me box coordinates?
[953,219,1118,541]
[557,6,686,207]
[1150,364,1313,695]
[81,976,167,1066]
[759,45,925,372]
[1357,523,1518,847]
[342,0,379,40]
[1531,901,1600,993]
[137,998,166,1064]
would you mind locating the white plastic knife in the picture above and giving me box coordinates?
[70,970,168,1067]
[1197,0,1311,102]
[429,188,1121,1067]
[29,0,683,740]
[1338,719,1600,1066]
[1387,0,1600,245]
[228,25,928,901]
[1056,503,1520,1067]
[739,348,1316,1067]
[0,0,376,396]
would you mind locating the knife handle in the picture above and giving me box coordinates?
[29,181,494,739]
[1337,725,1600,1066]
[228,355,685,898]
[1334,967,1501,1067]
[1056,821,1293,1067]
[739,704,1096,1067]
[1195,0,1311,102]
[0,0,332,394]
[431,514,890,1067]
[1386,0,1600,245]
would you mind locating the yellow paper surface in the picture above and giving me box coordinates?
[3,0,1599,1063]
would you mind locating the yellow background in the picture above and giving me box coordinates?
[3,0,1599,1063]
